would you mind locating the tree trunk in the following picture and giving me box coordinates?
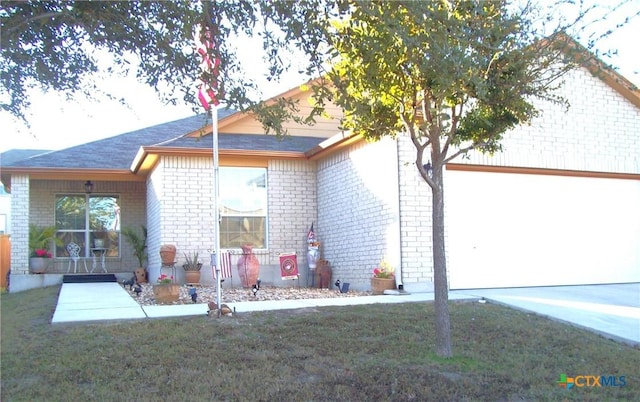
[432,172,452,357]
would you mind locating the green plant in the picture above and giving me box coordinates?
[121,225,147,267]
[28,224,62,257]
[373,260,394,279]
[182,252,203,271]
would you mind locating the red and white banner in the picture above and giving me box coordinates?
[213,251,232,280]
[279,253,299,280]
[194,24,220,110]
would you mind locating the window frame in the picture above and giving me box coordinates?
[54,193,121,258]
[219,166,268,249]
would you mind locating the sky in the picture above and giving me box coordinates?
[1,1,638,154]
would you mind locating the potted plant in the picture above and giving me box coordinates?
[182,251,203,284]
[152,274,180,303]
[122,225,148,283]
[28,224,61,274]
[371,259,396,295]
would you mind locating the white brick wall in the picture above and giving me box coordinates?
[10,175,29,274]
[457,66,640,174]
[147,156,320,285]
[268,159,317,257]
[396,137,435,285]
[317,137,401,290]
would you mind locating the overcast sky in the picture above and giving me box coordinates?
[1,1,638,153]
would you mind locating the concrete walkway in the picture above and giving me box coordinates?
[51,282,473,323]
[456,283,640,346]
[51,282,640,346]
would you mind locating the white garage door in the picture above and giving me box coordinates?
[445,169,640,289]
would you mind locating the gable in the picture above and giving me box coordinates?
[448,63,640,175]
[190,84,345,139]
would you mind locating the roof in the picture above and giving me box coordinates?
[2,113,224,170]
[2,34,638,177]
[0,149,52,166]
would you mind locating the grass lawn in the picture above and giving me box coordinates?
[1,285,638,401]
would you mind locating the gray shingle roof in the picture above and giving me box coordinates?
[5,108,315,170]
[165,133,324,153]
[3,114,217,169]
[0,149,52,166]
[3,108,326,171]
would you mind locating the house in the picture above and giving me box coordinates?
[2,46,639,293]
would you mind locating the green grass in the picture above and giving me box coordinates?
[1,286,639,401]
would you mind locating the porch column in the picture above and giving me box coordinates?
[10,175,29,275]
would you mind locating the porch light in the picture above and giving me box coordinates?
[84,180,94,194]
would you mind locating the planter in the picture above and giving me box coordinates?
[134,268,148,283]
[184,270,201,284]
[237,244,260,288]
[94,239,105,248]
[371,277,395,295]
[160,244,177,265]
[153,284,180,304]
[29,257,50,274]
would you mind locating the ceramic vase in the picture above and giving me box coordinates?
[237,244,260,288]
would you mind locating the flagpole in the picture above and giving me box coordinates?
[212,105,222,313]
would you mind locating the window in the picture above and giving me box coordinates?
[219,167,267,248]
[54,194,121,257]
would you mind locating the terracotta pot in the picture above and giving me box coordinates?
[185,270,201,284]
[134,268,147,283]
[237,244,260,288]
[29,257,50,274]
[371,277,396,295]
[153,284,180,304]
[159,244,177,265]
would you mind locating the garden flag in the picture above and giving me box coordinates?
[194,24,220,110]
[212,251,233,280]
[279,253,299,280]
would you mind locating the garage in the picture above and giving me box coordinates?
[445,167,640,289]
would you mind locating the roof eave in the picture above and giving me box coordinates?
[1,167,143,182]
[131,146,310,175]
[305,131,363,160]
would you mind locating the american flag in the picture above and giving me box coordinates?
[194,25,220,110]
[213,251,233,280]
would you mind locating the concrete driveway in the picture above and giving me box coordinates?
[453,283,640,346]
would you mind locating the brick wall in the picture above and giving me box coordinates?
[396,136,436,287]
[317,137,401,290]
[9,175,28,274]
[147,155,319,286]
[455,66,640,174]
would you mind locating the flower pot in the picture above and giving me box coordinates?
[159,244,177,265]
[237,244,259,288]
[134,268,147,283]
[371,277,395,295]
[153,284,180,304]
[29,257,50,274]
[185,270,201,284]
[94,239,105,248]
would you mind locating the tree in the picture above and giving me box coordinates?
[0,0,325,128]
[304,0,631,357]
